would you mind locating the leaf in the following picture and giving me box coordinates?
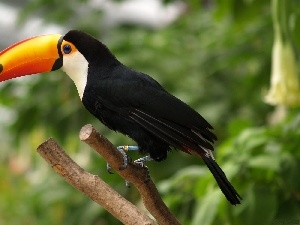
[235,128,268,153]
[241,185,278,225]
[248,154,281,172]
[275,198,300,222]
[191,189,222,225]
[228,118,253,137]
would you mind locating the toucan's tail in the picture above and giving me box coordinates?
[201,154,242,205]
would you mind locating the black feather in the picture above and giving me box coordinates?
[201,155,242,205]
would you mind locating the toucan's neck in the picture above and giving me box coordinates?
[62,51,89,100]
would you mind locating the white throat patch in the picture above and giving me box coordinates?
[62,52,88,100]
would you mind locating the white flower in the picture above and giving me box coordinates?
[265,36,300,106]
[265,0,300,107]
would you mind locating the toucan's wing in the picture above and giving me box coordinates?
[85,66,216,153]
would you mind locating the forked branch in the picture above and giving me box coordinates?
[37,124,181,225]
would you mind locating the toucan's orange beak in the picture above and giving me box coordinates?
[0,34,63,82]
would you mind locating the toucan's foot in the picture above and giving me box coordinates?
[107,146,152,185]
[117,146,131,170]
[134,155,153,182]
[125,157,152,186]
[106,145,137,174]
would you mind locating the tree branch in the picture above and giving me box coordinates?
[37,138,157,225]
[79,124,181,225]
[37,124,181,225]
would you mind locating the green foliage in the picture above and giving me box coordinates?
[0,0,299,224]
[161,113,300,224]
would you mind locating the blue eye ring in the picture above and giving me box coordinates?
[63,44,72,54]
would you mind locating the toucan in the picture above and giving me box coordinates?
[0,30,241,205]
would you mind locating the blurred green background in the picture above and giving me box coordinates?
[0,0,299,224]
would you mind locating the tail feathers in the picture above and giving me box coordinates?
[201,154,242,205]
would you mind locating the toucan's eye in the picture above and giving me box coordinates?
[63,44,72,54]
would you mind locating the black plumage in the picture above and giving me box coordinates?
[64,30,242,205]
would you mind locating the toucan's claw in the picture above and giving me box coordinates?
[134,155,153,167]
[125,180,131,187]
[106,163,114,174]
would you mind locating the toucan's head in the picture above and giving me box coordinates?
[0,30,116,99]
